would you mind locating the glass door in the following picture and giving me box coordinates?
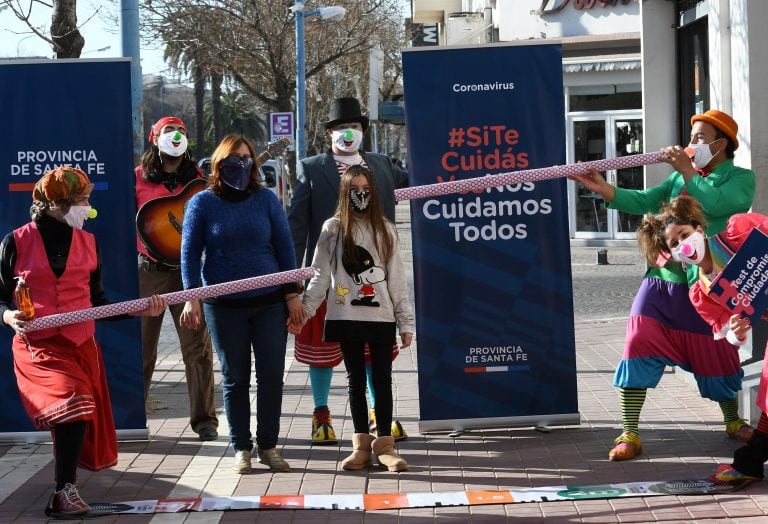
[568,111,644,239]
[571,119,608,237]
[612,118,644,239]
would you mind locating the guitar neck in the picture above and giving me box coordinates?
[254,150,273,168]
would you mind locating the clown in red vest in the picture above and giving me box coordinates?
[0,167,166,518]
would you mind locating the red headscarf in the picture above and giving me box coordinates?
[148,116,186,142]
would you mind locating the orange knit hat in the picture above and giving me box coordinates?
[691,109,739,150]
[33,167,92,204]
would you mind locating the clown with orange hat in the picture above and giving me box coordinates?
[571,109,755,462]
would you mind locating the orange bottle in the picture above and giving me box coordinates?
[14,277,35,320]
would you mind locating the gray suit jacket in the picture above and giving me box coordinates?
[288,151,409,268]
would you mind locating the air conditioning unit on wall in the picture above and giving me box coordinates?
[445,12,488,46]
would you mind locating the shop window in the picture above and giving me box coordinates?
[569,86,642,112]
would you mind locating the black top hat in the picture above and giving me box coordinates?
[323,97,369,132]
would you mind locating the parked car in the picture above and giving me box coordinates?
[197,157,288,208]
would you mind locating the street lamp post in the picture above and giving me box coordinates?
[291,1,346,168]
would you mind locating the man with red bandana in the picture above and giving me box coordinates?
[0,167,166,517]
[288,97,409,444]
[134,116,219,441]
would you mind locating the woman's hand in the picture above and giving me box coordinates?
[136,294,167,317]
[400,332,413,349]
[180,300,203,330]
[729,314,751,342]
[3,309,28,335]
[131,294,166,317]
[568,168,616,203]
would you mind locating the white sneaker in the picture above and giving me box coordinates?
[232,450,252,474]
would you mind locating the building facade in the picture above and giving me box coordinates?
[409,0,767,244]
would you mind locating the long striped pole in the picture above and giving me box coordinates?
[24,267,315,332]
[394,151,666,201]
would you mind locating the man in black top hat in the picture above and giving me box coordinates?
[288,96,409,445]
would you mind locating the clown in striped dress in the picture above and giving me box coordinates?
[570,109,755,461]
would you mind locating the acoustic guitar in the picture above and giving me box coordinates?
[136,137,291,266]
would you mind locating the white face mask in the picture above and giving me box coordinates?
[686,142,719,170]
[331,128,363,153]
[63,205,92,230]
[671,230,706,265]
[157,130,188,157]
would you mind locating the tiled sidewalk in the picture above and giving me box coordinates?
[2,316,768,523]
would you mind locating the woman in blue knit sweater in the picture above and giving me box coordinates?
[180,134,304,475]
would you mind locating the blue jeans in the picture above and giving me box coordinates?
[204,301,287,452]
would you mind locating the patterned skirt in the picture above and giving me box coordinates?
[12,334,117,471]
[613,277,743,401]
[294,299,399,367]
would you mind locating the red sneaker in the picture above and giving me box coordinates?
[46,483,91,516]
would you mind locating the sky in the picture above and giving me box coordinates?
[0,1,169,76]
[1,1,412,78]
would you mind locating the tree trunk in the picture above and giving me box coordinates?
[211,72,223,145]
[51,0,84,58]
[193,62,206,157]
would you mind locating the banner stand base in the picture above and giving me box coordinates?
[0,428,150,445]
[418,413,580,434]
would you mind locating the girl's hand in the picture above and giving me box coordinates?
[180,300,203,330]
[3,309,28,334]
[286,316,307,335]
[729,314,751,342]
[400,332,413,349]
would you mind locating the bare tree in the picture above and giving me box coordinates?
[141,0,405,155]
[4,0,97,58]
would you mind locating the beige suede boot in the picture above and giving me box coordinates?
[371,435,408,472]
[341,433,375,471]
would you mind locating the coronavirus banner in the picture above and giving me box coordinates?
[0,59,146,442]
[402,43,578,432]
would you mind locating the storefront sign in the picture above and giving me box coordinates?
[536,0,634,15]
[412,23,439,46]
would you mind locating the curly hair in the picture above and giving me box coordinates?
[636,195,708,265]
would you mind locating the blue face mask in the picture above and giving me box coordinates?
[219,155,254,190]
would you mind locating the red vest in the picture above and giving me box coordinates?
[13,222,97,345]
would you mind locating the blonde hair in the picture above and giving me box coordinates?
[636,195,708,265]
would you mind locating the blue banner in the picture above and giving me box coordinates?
[402,44,578,432]
[0,59,145,439]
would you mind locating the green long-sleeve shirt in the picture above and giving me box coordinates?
[607,159,755,284]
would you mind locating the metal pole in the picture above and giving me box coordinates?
[120,0,144,165]
[295,1,307,169]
